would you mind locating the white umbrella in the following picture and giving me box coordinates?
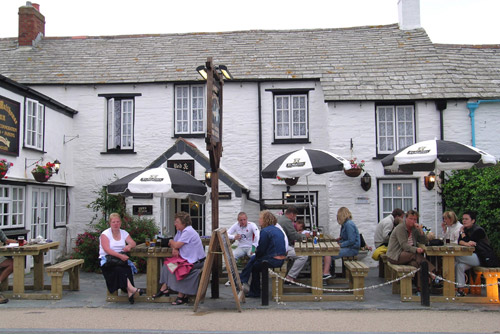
[107,167,207,202]
[262,148,351,229]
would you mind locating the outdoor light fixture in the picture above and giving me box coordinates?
[205,169,212,188]
[424,171,436,191]
[53,159,61,174]
[284,186,291,198]
[196,65,208,80]
[196,64,233,80]
[360,172,371,191]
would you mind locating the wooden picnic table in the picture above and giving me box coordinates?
[281,237,340,301]
[130,243,172,298]
[422,244,475,302]
[0,241,59,299]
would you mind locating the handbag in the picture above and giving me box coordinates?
[102,252,129,268]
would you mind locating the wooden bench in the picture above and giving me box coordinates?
[344,260,369,301]
[386,262,418,301]
[270,262,288,301]
[45,259,84,299]
[0,267,8,291]
[473,266,500,303]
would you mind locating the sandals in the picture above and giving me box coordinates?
[152,288,170,299]
[171,295,189,305]
[128,288,144,304]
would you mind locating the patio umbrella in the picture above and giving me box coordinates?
[381,139,497,233]
[381,139,497,172]
[107,167,207,202]
[262,148,351,229]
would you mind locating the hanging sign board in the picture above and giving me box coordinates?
[193,227,244,312]
[0,96,20,156]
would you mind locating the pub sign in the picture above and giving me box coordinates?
[0,96,20,156]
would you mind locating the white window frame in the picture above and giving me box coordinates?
[176,198,205,235]
[274,94,308,139]
[378,179,417,221]
[107,98,134,150]
[0,185,25,229]
[54,187,67,227]
[376,105,415,154]
[25,98,45,150]
[282,191,317,230]
[175,85,205,135]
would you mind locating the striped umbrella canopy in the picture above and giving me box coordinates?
[381,140,497,172]
[262,148,351,179]
[107,167,207,202]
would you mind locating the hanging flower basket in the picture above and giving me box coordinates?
[0,170,7,179]
[0,159,13,179]
[344,168,362,178]
[284,177,299,186]
[32,171,51,182]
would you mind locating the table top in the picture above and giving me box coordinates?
[0,241,59,255]
[422,244,474,256]
[294,239,340,256]
[130,243,173,257]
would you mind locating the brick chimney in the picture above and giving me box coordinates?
[398,0,421,30]
[18,2,45,46]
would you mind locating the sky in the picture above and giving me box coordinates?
[0,0,499,44]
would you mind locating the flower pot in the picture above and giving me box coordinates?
[0,170,7,179]
[32,171,51,182]
[344,168,362,177]
[284,177,299,186]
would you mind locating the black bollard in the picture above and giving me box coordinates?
[261,261,269,306]
[420,261,430,306]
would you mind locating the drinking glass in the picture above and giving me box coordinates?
[145,238,151,247]
[18,236,25,246]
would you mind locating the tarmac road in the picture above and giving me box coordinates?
[0,309,499,333]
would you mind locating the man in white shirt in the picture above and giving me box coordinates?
[227,212,260,260]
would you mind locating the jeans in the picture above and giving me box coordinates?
[240,255,284,296]
[455,253,480,288]
[286,248,308,279]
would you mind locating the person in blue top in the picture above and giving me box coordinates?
[240,210,287,298]
[322,207,360,279]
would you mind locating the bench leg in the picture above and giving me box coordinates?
[50,274,63,299]
[68,266,81,291]
[484,273,499,302]
[471,271,482,295]
[351,274,366,300]
[378,258,385,278]
[399,275,413,301]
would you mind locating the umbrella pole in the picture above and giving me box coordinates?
[306,176,314,230]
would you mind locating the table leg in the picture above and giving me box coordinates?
[12,255,26,295]
[311,256,323,296]
[442,256,455,298]
[146,257,159,295]
[33,253,45,290]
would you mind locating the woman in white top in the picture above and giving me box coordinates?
[441,211,462,243]
[99,213,143,304]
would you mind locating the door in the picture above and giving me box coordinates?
[29,187,53,265]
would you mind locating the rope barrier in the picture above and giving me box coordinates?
[267,268,500,304]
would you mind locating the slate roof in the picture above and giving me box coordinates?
[0,24,499,101]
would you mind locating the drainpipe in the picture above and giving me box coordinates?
[435,99,447,140]
[466,100,500,147]
[258,82,263,210]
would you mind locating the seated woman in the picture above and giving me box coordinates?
[240,210,287,298]
[322,207,360,279]
[441,210,462,243]
[99,213,143,304]
[153,211,205,305]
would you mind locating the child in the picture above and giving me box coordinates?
[295,220,311,235]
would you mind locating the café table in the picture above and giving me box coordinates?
[422,244,474,301]
[281,237,340,301]
[129,243,172,300]
[0,241,59,299]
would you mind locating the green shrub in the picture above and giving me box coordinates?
[442,165,500,255]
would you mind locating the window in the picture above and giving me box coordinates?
[282,191,317,230]
[274,94,308,141]
[55,188,67,227]
[378,179,417,221]
[376,105,415,155]
[25,98,45,150]
[175,85,205,135]
[107,98,134,151]
[0,185,25,228]
[177,198,205,235]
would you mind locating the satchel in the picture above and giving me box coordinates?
[102,253,129,268]
[475,241,500,267]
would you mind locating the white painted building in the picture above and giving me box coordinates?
[0,0,499,266]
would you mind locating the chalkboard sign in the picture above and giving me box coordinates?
[194,228,244,312]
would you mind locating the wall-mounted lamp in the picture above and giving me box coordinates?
[63,134,79,144]
[205,169,212,188]
[25,157,43,170]
[196,64,233,80]
[53,159,61,174]
[284,186,291,198]
[360,172,371,191]
[424,171,436,190]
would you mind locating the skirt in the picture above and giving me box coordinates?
[101,264,135,294]
[159,262,203,295]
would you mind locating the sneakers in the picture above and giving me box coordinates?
[0,294,8,304]
[225,280,231,286]
[456,289,466,297]
[322,274,332,280]
[285,276,297,285]
[242,283,250,294]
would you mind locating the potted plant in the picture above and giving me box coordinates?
[344,157,365,177]
[0,159,13,179]
[277,175,299,186]
[32,161,56,182]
